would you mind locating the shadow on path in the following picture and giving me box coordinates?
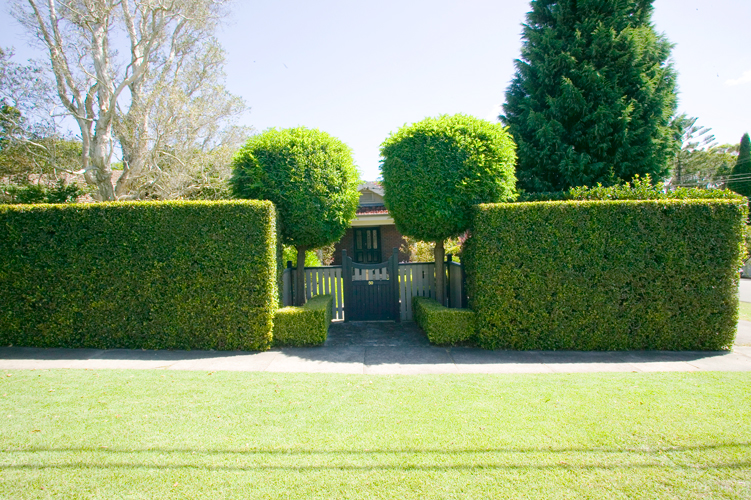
[1,320,750,373]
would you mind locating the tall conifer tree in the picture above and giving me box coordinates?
[728,133,751,197]
[502,0,678,192]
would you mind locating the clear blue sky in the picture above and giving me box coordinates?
[2,0,750,181]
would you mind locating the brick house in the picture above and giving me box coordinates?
[332,182,411,265]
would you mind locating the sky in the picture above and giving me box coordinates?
[2,0,750,181]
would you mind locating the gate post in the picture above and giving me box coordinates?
[342,249,351,322]
[391,247,400,322]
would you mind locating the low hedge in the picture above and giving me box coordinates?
[463,199,747,351]
[273,294,333,347]
[0,200,279,351]
[413,296,476,346]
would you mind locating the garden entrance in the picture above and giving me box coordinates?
[342,248,400,322]
[281,255,465,321]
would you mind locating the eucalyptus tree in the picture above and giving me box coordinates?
[10,0,242,200]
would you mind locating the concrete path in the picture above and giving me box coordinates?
[2,320,750,375]
[740,278,751,302]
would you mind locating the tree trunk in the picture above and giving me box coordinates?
[295,245,308,306]
[434,239,445,306]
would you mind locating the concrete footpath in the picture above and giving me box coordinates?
[1,319,750,375]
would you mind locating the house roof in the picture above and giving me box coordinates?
[356,204,388,215]
[358,181,384,197]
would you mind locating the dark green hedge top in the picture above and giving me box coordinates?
[230,127,360,248]
[380,114,517,242]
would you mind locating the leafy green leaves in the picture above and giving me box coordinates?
[464,199,747,350]
[502,0,677,192]
[0,200,279,351]
[380,114,517,242]
[413,297,476,346]
[230,127,360,248]
[273,294,333,347]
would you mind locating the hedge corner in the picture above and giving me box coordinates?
[273,294,333,347]
[412,296,476,346]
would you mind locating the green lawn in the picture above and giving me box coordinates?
[1,370,749,499]
[739,301,751,321]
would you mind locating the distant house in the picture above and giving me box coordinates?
[333,182,410,265]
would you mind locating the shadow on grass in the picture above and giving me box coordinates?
[4,442,749,456]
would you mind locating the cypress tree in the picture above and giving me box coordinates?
[502,0,678,192]
[728,133,751,198]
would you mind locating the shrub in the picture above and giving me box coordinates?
[381,114,517,303]
[273,294,333,347]
[412,296,476,346]
[464,199,747,351]
[0,200,279,351]
[517,174,747,202]
[231,127,360,305]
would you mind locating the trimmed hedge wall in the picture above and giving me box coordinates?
[413,296,476,346]
[464,199,747,351]
[273,294,333,347]
[0,200,279,351]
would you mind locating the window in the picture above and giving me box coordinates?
[353,227,381,263]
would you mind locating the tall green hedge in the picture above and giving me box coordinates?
[464,199,747,350]
[0,200,279,351]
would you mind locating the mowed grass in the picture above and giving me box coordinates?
[739,301,751,322]
[0,370,749,499]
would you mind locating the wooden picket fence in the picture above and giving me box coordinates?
[282,260,465,321]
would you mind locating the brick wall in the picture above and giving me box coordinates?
[333,224,410,265]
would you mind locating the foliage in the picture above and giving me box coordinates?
[0,200,279,350]
[401,236,464,263]
[464,199,747,350]
[0,179,85,204]
[517,174,747,202]
[316,243,337,266]
[0,49,82,187]
[412,296,476,346]
[668,115,737,189]
[118,41,251,201]
[272,294,333,347]
[231,127,360,249]
[502,0,677,192]
[728,133,751,198]
[380,114,517,242]
[282,245,321,267]
[10,0,241,201]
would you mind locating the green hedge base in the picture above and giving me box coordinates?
[413,296,477,346]
[273,295,333,347]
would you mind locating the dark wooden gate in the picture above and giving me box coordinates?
[342,247,400,322]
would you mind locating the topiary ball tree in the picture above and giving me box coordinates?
[380,114,517,305]
[231,127,360,305]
